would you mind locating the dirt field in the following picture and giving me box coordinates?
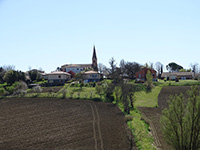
[139,86,191,150]
[0,98,136,150]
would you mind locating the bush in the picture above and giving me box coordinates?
[6,85,15,94]
[13,81,28,96]
[33,86,42,93]
[0,87,6,96]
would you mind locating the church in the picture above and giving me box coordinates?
[61,46,98,74]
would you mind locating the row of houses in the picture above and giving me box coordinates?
[41,68,197,86]
[45,70,102,85]
[133,68,197,81]
[29,46,198,85]
[37,46,102,85]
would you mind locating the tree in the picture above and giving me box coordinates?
[56,67,61,71]
[3,70,26,85]
[145,70,153,91]
[149,62,154,69]
[120,59,126,73]
[191,63,199,77]
[166,62,183,72]
[119,82,138,113]
[3,70,17,85]
[155,62,163,78]
[109,57,117,79]
[161,86,200,150]
[124,62,141,79]
[98,63,106,74]
[0,67,5,83]
[28,70,41,82]
[3,65,15,71]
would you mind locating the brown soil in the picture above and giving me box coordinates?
[139,86,191,150]
[0,98,136,150]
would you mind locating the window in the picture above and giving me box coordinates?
[58,75,61,78]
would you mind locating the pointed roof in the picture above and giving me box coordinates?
[92,45,97,59]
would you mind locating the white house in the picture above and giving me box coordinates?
[47,71,71,85]
[83,70,102,83]
[62,64,92,74]
[161,72,194,80]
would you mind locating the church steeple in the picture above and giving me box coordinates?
[92,45,98,71]
[92,45,97,59]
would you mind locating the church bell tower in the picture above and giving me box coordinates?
[92,45,98,71]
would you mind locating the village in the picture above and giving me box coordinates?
[6,45,198,88]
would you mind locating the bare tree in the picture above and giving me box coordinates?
[191,63,199,77]
[149,62,154,69]
[155,62,163,79]
[109,57,117,79]
[125,62,141,79]
[120,59,126,72]
[98,63,106,74]
[3,65,15,71]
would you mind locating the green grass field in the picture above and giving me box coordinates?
[158,79,200,86]
[134,86,162,107]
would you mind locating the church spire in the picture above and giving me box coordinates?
[92,45,98,71]
[92,45,97,59]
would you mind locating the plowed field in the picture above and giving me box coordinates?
[0,98,135,150]
[139,86,191,150]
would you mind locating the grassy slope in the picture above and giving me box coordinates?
[134,86,162,107]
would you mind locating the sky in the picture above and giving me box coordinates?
[0,0,200,73]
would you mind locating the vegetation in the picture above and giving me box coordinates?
[3,70,25,85]
[134,86,162,107]
[166,62,183,72]
[161,86,200,150]
[127,110,155,150]
[144,70,154,92]
[159,79,200,86]
[28,70,42,82]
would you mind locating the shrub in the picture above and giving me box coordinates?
[33,85,42,93]
[13,81,28,96]
[0,87,6,96]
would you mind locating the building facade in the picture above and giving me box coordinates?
[83,70,102,83]
[135,68,157,81]
[47,71,71,85]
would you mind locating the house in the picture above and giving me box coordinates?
[47,71,71,85]
[61,46,98,74]
[135,68,157,81]
[83,70,102,83]
[161,72,194,80]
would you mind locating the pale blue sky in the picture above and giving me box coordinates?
[0,0,200,72]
